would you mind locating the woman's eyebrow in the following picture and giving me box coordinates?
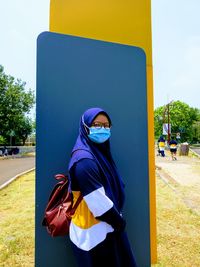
[92,122,110,125]
[92,120,109,123]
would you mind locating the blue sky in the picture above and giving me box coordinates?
[0,0,199,113]
[152,0,200,109]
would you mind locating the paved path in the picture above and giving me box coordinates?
[156,149,200,215]
[156,153,200,186]
[0,157,35,188]
[191,147,200,156]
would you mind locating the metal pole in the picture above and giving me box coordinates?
[167,104,170,143]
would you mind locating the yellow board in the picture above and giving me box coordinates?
[49,0,156,263]
[50,0,152,66]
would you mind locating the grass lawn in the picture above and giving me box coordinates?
[0,172,35,267]
[0,171,200,266]
[153,178,200,267]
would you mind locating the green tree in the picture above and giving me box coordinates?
[15,117,33,145]
[191,121,200,143]
[0,65,35,145]
[154,101,200,142]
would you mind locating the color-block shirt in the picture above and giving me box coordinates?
[69,158,123,251]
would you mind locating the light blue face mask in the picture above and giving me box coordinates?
[88,127,111,143]
[82,116,111,143]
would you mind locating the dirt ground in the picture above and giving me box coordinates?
[156,149,200,215]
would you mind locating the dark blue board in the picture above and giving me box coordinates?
[36,32,150,267]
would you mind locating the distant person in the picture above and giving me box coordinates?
[156,142,162,156]
[13,147,19,155]
[169,137,178,160]
[3,146,8,156]
[157,135,166,157]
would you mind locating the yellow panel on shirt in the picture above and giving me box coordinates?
[159,142,165,148]
[70,190,114,251]
[170,144,177,148]
[72,191,100,228]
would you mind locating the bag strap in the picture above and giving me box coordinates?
[70,194,83,215]
[55,172,83,214]
[55,173,67,181]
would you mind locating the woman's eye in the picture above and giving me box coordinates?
[91,122,110,128]
[93,123,101,127]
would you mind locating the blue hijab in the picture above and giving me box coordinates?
[68,107,125,211]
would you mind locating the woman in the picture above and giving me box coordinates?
[169,136,178,160]
[157,135,166,157]
[68,107,137,267]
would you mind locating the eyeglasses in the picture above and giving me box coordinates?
[91,121,111,129]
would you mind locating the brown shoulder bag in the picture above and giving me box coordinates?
[42,174,82,237]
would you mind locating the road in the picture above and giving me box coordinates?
[191,147,200,156]
[0,156,35,188]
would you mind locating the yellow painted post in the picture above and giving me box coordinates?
[49,0,157,263]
